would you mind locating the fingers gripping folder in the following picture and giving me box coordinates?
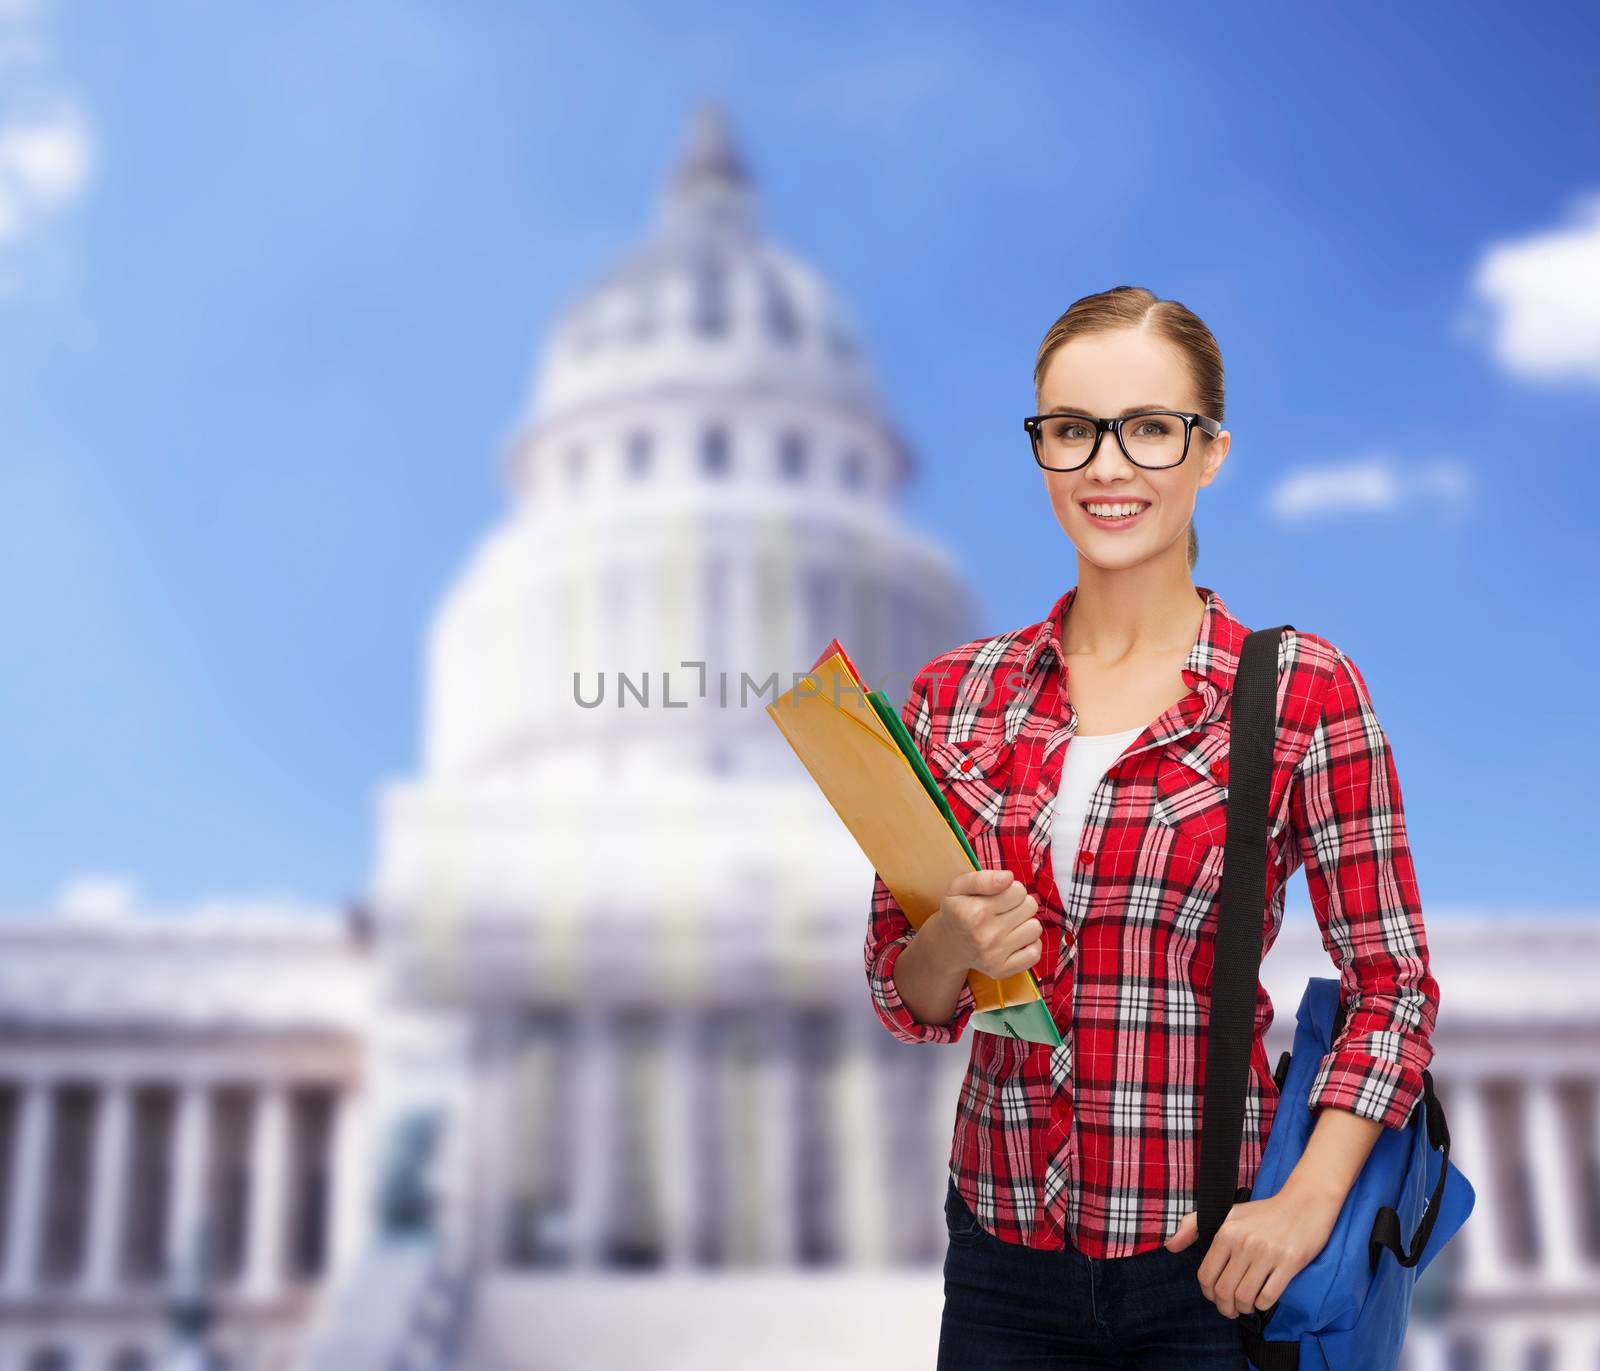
[764,638,1062,1047]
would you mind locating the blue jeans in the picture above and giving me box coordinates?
[938,1176,1250,1369]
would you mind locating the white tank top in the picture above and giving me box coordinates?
[1050,723,1148,897]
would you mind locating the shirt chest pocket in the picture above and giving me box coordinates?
[1152,729,1231,852]
[928,735,1016,867]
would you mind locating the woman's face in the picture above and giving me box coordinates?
[1034,328,1229,572]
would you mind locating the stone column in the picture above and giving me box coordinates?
[83,1079,132,1296]
[568,1011,616,1268]
[166,1080,211,1288]
[757,1011,797,1265]
[454,1015,507,1270]
[243,1083,288,1299]
[1475,1327,1530,1369]
[1,1078,53,1298]
[1519,1076,1585,1286]
[833,1018,888,1264]
[432,1036,475,1273]
[328,1085,368,1278]
[658,1012,699,1267]
[476,1017,513,1271]
[1444,1077,1504,1294]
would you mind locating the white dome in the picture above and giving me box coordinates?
[506,103,912,496]
[371,103,980,937]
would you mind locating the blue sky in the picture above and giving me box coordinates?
[1,0,1597,915]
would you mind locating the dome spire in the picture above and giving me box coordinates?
[655,100,759,240]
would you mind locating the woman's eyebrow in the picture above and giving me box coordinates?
[1039,402,1172,417]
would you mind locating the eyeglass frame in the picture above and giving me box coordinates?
[1022,409,1223,471]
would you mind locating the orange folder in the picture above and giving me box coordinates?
[765,640,1062,1045]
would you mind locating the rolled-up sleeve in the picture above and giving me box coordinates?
[1289,646,1440,1129]
[863,666,977,1045]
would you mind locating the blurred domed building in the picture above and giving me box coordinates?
[2,102,1598,1371]
[358,96,979,1340]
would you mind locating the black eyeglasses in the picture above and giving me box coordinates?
[1023,409,1222,471]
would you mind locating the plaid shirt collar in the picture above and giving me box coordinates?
[1019,582,1246,703]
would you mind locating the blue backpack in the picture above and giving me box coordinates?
[1196,625,1475,1370]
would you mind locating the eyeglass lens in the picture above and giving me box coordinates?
[1033,412,1187,470]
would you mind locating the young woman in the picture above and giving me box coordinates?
[863,285,1441,1368]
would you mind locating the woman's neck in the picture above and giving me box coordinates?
[1063,570,1205,667]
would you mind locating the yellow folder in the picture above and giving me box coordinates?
[765,640,1062,1046]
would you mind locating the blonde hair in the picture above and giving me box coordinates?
[1032,285,1225,571]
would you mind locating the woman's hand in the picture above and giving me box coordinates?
[932,867,1043,982]
[1163,1186,1341,1319]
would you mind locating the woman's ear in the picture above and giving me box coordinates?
[1197,430,1229,488]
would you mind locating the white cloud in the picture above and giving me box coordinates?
[56,873,139,921]
[0,0,93,261]
[1266,455,1475,521]
[1459,192,1600,386]
[0,101,91,243]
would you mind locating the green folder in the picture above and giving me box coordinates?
[867,689,1063,1048]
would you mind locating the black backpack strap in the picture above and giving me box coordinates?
[1196,624,1290,1252]
[1194,624,1303,1370]
[1239,1319,1302,1371]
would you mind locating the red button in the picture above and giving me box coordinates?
[1078,850,1094,866]
[959,757,974,771]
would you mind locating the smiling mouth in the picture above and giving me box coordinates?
[1079,501,1151,528]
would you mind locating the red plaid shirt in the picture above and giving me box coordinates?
[863,583,1440,1258]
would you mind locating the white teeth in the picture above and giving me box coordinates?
[1083,503,1147,518]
